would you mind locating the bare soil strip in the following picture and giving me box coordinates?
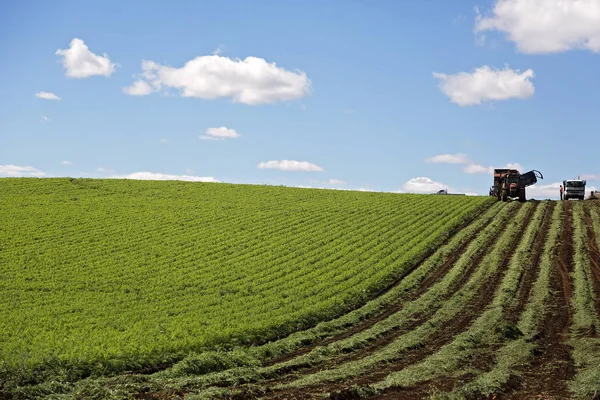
[583,207,600,319]
[264,203,536,400]
[373,202,556,399]
[505,202,554,323]
[503,201,575,399]
[265,212,491,367]
[260,206,519,388]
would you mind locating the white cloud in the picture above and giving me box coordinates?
[0,165,45,177]
[40,116,51,123]
[464,162,523,174]
[464,164,493,174]
[113,172,219,183]
[212,47,223,56]
[35,91,60,100]
[127,55,310,105]
[475,0,600,54]
[56,38,115,78]
[123,80,153,96]
[160,138,168,144]
[433,66,534,106]
[257,160,324,172]
[185,168,195,174]
[403,177,447,193]
[424,153,524,176]
[310,178,347,185]
[61,160,72,165]
[582,174,600,181]
[505,162,524,171]
[425,153,470,164]
[97,167,115,173]
[527,182,563,199]
[200,126,241,140]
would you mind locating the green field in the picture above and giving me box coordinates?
[0,178,493,389]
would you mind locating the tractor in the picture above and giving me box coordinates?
[489,169,543,202]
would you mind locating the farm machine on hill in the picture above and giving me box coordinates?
[563,178,586,200]
[489,169,543,202]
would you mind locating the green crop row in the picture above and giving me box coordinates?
[369,201,543,392]
[569,202,600,398]
[265,202,531,391]
[0,178,494,392]
[446,201,561,397]
[7,194,501,400]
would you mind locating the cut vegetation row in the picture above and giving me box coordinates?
[5,179,600,400]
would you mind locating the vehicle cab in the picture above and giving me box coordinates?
[563,178,586,200]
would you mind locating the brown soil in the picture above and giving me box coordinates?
[266,212,491,367]
[505,202,554,323]
[263,203,536,399]
[503,201,576,399]
[584,207,600,320]
[262,204,524,388]
[376,202,556,399]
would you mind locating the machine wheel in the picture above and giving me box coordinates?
[518,188,526,202]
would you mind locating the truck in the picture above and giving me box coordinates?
[563,178,586,200]
[489,168,543,202]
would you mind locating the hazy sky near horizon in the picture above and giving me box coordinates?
[1,0,600,199]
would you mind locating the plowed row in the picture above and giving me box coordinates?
[4,181,600,399]
[0,179,495,397]
[110,200,600,400]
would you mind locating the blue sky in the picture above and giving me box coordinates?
[1,0,599,198]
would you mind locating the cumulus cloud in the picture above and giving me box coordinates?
[403,177,447,193]
[425,153,469,164]
[61,160,72,165]
[475,0,600,54]
[464,162,523,174]
[424,153,524,176]
[582,174,600,181]
[126,55,311,105]
[35,91,60,100]
[527,182,564,199]
[0,164,45,177]
[113,172,219,182]
[257,160,324,172]
[123,80,153,96]
[56,38,115,78]
[200,126,241,140]
[40,116,51,123]
[310,178,346,185]
[464,164,493,174]
[433,66,535,106]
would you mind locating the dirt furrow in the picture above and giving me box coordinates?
[583,207,600,318]
[374,202,555,399]
[376,203,555,399]
[264,203,537,400]
[265,214,491,367]
[504,201,575,399]
[261,207,519,387]
[505,202,554,323]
